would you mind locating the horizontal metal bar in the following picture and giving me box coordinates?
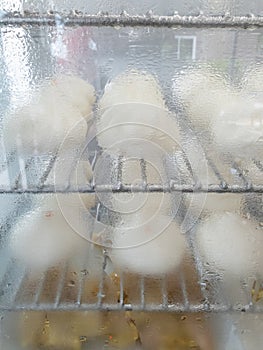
[0,301,258,313]
[0,183,262,193]
[0,13,263,28]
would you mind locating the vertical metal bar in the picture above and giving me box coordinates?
[180,150,195,179]
[180,271,189,310]
[140,277,145,309]
[161,276,168,308]
[9,267,27,306]
[90,149,98,170]
[232,161,251,188]
[116,155,124,186]
[76,254,91,306]
[90,150,98,190]
[54,263,68,307]
[37,152,59,189]
[0,250,11,283]
[6,149,20,190]
[0,262,26,307]
[76,271,85,306]
[33,271,47,305]
[186,228,211,308]
[140,159,147,185]
[17,157,28,189]
[119,272,124,306]
[240,278,254,311]
[206,157,228,188]
[13,157,33,190]
[97,253,107,306]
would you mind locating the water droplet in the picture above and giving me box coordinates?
[81,269,89,276]
[120,10,128,17]
[68,280,75,287]
[146,10,154,17]
[220,181,228,189]
[97,11,109,16]
[88,38,97,51]
[79,336,87,342]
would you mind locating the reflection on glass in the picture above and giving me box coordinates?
[1,27,31,109]
[175,36,196,60]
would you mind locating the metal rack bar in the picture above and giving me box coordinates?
[13,157,35,190]
[37,152,59,189]
[76,270,85,306]
[10,268,27,306]
[0,261,26,307]
[0,193,32,237]
[181,150,195,179]
[239,278,254,312]
[2,301,262,313]
[116,155,124,186]
[231,161,252,189]
[33,271,47,305]
[0,151,16,174]
[54,264,68,307]
[119,273,124,306]
[140,159,147,186]
[206,157,228,188]
[97,254,107,306]
[185,225,212,310]
[161,277,168,309]
[1,13,263,28]
[180,271,190,310]
[140,277,145,309]
[1,183,262,193]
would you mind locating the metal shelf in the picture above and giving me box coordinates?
[0,149,262,194]
[0,196,261,314]
[0,251,262,313]
[0,152,262,313]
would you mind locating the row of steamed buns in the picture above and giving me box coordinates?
[3,67,262,283]
[4,65,263,162]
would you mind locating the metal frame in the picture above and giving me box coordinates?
[0,11,262,315]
